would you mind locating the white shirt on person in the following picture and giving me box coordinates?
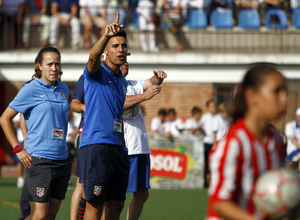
[185,117,201,130]
[200,111,217,144]
[151,116,166,134]
[79,0,106,17]
[123,80,151,155]
[212,113,230,142]
[285,120,300,155]
[137,0,155,21]
[165,118,184,137]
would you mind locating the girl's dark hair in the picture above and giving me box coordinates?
[32,46,61,80]
[229,64,282,124]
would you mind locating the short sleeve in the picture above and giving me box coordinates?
[9,83,34,114]
[72,74,85,103]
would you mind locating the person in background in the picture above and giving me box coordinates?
[200,99,217,187]
[156,0,185,51]
[78,13,129,220]
[50,0,81,51]
[206,64,287,220]
[136,0,159,52]
[151,108,168,137]
[285,107,300,174]
[259,0,290,26]
[212,103,230,147]
[164,108,185,139]
[121,61,167,220]
[0,0,25,49]
[79,0,108,49]
[0,46,71,220]
[185,106,205,136]
[23,0,51,49]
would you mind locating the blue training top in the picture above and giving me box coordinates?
[9,78,69,160]
[79,63,127,148]
[72,74,85,129]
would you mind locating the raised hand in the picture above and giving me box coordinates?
[104,12,124,37]
[153,70,167,79]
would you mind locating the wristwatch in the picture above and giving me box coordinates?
[13,145,23,153]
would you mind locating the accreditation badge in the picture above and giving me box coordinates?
[113,119,122,133]
[52,129,64,139]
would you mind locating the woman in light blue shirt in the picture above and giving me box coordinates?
[0,46,71,220]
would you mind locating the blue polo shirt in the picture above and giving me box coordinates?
[9,78,69,160]
[72,74,85,128]
[79,63,127,148]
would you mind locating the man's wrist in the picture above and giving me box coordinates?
[13,144,23,153]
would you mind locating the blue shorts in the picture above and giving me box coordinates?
[79,144,130,202]
[127,154,151,193]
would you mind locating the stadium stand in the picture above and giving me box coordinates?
[210,8,234,29]
[265,9,288,29]
[238,9,260,29]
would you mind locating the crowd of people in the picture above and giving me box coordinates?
[0,9,300,220]
[0,0,299,51]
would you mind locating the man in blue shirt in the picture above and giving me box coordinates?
[79,13,129,220]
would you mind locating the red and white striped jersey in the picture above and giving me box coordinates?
[206,119,286,220]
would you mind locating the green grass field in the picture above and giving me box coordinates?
[0,177,208,220]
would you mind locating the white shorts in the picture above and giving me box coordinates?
[139,17,155,31]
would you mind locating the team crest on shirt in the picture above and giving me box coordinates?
[94,186,102,196]
[36,187,45,197]
[60,90,66,98]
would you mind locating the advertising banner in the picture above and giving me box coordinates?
[149,132,205,189]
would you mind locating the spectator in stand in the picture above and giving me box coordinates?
[165,108,185,139]
[137,0,159,52]
[291,0,300,9]
[285,107,300,174]
[186,0,205,9]
[50,0,81,51]
[200,99,217,187]
[212,103,230,147]
[23,0,51,49]
[151,108,168,137]
[203,0,234,24]
[79,0,108,49]
[0,0,25,49]
[185,106,205,136]
[156,0,185,51]
[234,0,259,25]
[259,0,290,26]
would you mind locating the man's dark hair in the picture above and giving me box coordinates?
[114,30,127,39]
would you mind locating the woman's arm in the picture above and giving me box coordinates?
[0,107,32,168]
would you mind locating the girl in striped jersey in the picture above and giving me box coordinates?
[206,65,288,220]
